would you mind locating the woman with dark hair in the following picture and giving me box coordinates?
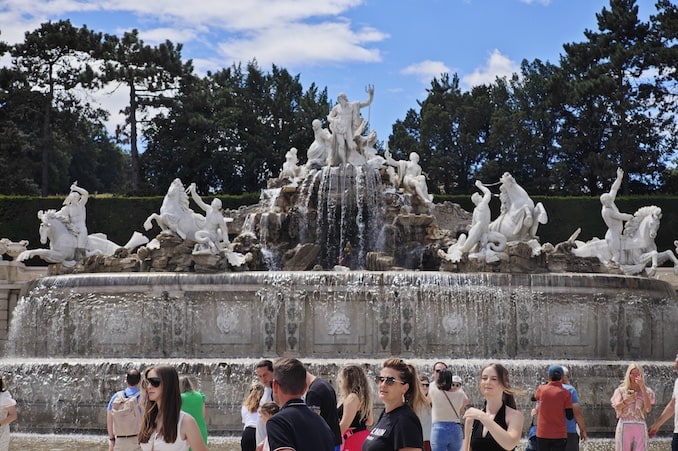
[138,366,207,451]
[0,374,17,451]
[363,357,426,451]
[429,369,468,451]
[337,365,373,451]
[462,363,523,451]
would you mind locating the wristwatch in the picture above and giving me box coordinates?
[109,436,116,441]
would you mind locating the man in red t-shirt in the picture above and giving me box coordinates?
[535,365,574,451]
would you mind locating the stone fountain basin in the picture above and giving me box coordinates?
[9,271,677,360]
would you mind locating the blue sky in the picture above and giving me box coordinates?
[0,0,659,142]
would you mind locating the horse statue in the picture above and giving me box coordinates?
[488,172,548,244]
[573,205,678,276]
[17,210,148,267]
[143,178,206,240]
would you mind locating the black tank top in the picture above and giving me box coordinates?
[337,404,367,431]
[470,403,514,451]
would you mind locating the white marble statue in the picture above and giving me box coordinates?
[0,238,29,260]
[280,147,303,182]
[143,178,206,240]
[187,183,231,255]
[186,184,246,266]
[574,205,678,276]
[439,180,507,263]
[488,172,547,249]
[601,168,633,263]
[327,85,374,166]
[350,118,387,169]
[306,119,332,171]
[17,209,148,267]
[384,150,434,205]
[55,182,89,260]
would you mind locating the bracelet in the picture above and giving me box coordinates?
[109,437,116,441]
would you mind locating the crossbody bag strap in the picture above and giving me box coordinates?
[443,391,461,421]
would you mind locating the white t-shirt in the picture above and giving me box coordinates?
[255,385,273,445]
[672,378,678,433]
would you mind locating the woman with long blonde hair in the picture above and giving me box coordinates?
[336,365,373,450]
[610,363,655,451]
[240,381,264,451]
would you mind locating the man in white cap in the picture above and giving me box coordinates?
[451,375,469,415]
[560,366,588,451]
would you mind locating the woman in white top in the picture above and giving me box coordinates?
[429,370,469,451]
[0,375,17,451]
[240,381,264,451]
[138,366,207,451]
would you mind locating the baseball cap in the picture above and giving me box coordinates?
[452,375,462,384]
[548,365,563,378]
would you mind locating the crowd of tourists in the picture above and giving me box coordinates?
[0,353,676,451]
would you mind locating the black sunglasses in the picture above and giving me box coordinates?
[376,376,406,386]
[452,383,462,388]
[421,383,430,387]
[145,377,161,388]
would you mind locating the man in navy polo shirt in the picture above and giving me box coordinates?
[266,358,334,451]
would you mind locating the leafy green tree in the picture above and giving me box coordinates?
[8,20,106,195]
[142,61,330,194]
[558,0,670,194]
[650,0,678,192]
[102,30,188,193]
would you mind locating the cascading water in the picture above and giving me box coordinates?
[2,270,677,437]
[309,164,385,269]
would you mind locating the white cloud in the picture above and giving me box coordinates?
[217,21,385,67]
[0,0,382,70]
[134,27,199,47]
[461,49,519,88]
[401,60,451,84]
[519,0,551,5]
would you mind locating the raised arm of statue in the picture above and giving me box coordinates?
[475,180,492,206]
[188,183,210,213]
[608,167,624,200]
[359,84,375,109]
[69,182,89,206]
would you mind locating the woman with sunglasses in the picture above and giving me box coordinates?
[138,366,207,451]
[337,365,373,451]
[462,363,523,451]
[430,370,469,451]
[363,358,427,451]
[610,363,655,451]
[418,376,433,451]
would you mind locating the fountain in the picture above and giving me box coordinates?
[1,89,678,445]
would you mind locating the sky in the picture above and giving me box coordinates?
[0,0,660,143]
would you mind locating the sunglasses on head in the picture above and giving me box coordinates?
[145,377,161,388]
[375,376,406,386]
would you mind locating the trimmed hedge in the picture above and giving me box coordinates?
[1,193,676,261]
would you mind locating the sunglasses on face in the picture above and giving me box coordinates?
[452,383,461,388]
[421,383,430,387]
[376,376,406,386]
[145,377,161,388]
